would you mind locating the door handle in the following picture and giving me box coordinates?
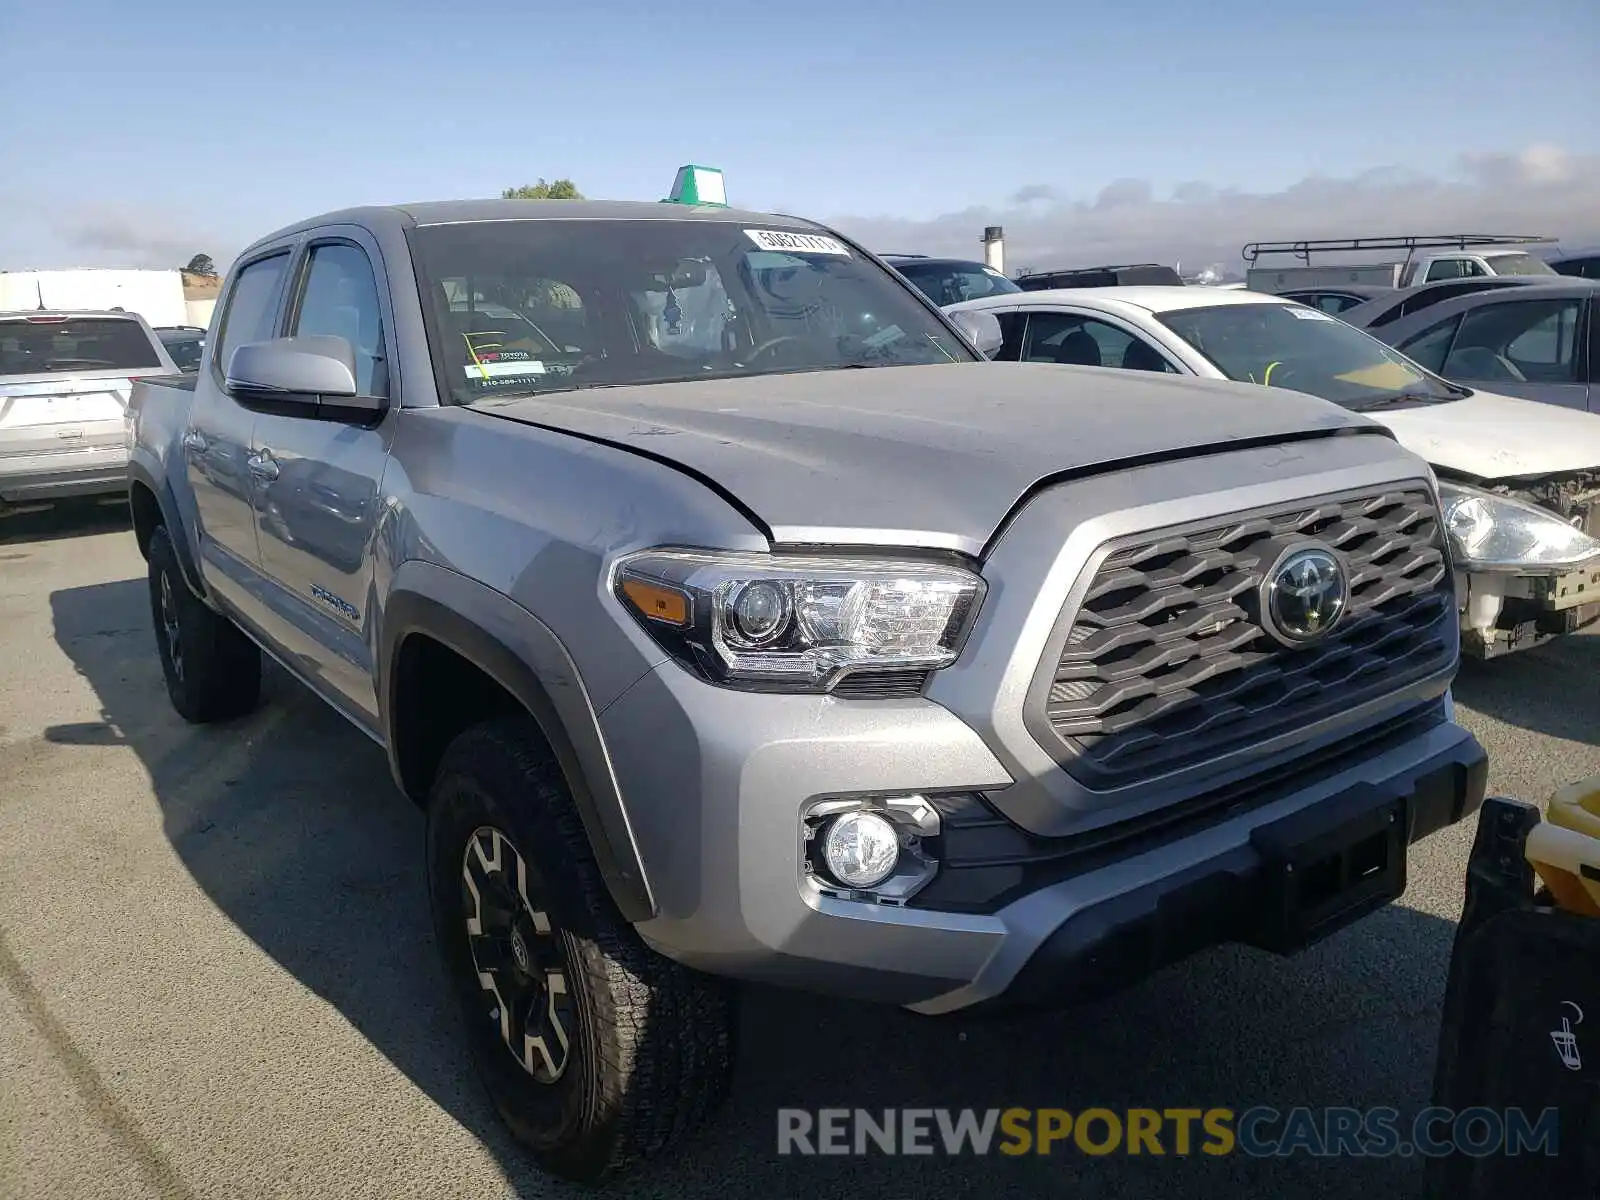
[247,450,280,482]
[181,431,208,454]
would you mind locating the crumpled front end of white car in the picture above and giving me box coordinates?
[1441,472,1600,658]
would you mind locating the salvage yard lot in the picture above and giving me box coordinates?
[3,505,1597,1200]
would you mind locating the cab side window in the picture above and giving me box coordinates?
[1425,259,1467,282]
[214,253,291,375]
[292,243,388,396]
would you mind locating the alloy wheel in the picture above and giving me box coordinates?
[461,826,575,1084]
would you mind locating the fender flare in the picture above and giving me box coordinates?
[127,459,208,601]
[379,561,656,924]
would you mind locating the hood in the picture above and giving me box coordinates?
[472,363,1380,556]
[1373,389,1600,481]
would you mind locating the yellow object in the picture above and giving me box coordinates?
[1333,362,1420,390]
[1526,775,1600,917]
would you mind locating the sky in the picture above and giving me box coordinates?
[2,0,1597,275]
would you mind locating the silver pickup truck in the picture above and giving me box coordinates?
[126,197,1487,1182]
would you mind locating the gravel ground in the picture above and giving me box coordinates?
[2,503,1596,1200]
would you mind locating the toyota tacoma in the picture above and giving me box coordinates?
[125,179,1488,1183]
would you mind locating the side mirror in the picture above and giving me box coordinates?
[225,336,383,421]
[947,308,1004,358]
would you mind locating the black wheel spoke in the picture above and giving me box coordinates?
[461,824,573,1084]
[469,933,514,972]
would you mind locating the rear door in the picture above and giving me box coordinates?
[183,249,293,616]
[247,230,398,729]
[0,314,167,501]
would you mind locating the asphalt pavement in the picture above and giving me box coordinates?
[2,503,1597,1200]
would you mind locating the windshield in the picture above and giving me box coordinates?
[1486,253,1558,277]
[1155,302,1461,408]
[894,260,1021,306]
[407,219,973,402]
[0,316,162,377]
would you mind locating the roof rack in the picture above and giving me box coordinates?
[879,252,929,259]
[1017,261,1168,277]
[1241,234,1555,265]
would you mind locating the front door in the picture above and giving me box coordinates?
[183,249,293,618]
[1442,295,1593,412]
[249,233,397,729]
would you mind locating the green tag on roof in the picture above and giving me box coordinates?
[664,165,727,207]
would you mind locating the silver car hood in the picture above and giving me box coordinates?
[473,362,1382,556]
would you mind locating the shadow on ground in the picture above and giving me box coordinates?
[1454,630,1600,748]
[0,498,132,546]
[50,576,1467,1200]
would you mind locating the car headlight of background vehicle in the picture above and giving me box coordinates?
[1437,481,1600,574]
[613,548,985,692]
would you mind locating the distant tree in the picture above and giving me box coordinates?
[501,179,582,200]
[184,253,217,277]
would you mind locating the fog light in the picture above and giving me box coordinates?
[822,811,901,889]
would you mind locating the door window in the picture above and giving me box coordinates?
[291,243,388,395]
[992,311,1025,361]
[1397,316,1462,374]
[214,253,291,374]
[1444,299,1582,383]
[1020,312,1176,372]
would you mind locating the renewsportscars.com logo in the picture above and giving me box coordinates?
[776,1106,1563,1159]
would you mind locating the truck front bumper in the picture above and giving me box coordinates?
[601,661,1487,1013]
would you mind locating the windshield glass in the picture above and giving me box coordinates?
[894,260,1021,306]
[407,219,973,402]
[0,316,162,377]
[1155,302,1460,408]
[1486,253,1558,277]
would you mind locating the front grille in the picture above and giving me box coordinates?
[1037,487,1455,790]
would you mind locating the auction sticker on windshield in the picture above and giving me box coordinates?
[1288,308,1336,321]
[744,229,851,256]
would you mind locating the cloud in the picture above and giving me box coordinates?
[0,193,229,272]
[829,145,1600,276]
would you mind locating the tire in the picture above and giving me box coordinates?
[426,716,736,1183]
[147,525,262,723]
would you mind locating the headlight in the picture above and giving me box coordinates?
[613,548,985,692]
[1437,481,1600,574]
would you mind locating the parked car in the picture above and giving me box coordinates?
[1361,280,1600,413]
[128,194,1487,1182]
[1338,276,1564,331]
[946,286,1600,658]
[155,325,207,372]
[880,254,1021,306]
[1,308,176,512]
[1242,234,1559,292]
[1548,246,1600,281]
[1016,262,1183,290]
[1276,283,1394,314]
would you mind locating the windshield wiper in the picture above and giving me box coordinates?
[1348,389,1460,412]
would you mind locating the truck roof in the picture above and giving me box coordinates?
[241,199,828,257]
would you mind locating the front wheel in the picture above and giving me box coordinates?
[426,717,735,1183]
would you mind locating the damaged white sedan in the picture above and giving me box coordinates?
[946,286,1600,658]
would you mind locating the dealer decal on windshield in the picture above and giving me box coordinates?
[744,229,851,256]
[1288,308,1336,321]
